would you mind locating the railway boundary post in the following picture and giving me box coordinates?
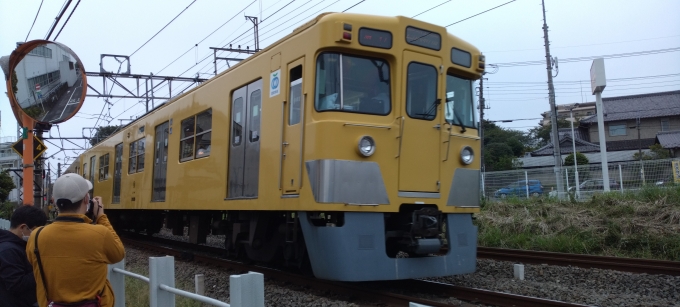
[107,256,265,307]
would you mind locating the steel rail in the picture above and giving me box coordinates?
[121,235,590,307]
[478,247,680,276]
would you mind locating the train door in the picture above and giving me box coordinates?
[228,79,263,198]
[152,121,169,201]
[398,51,442,194]
[280,58,304,195]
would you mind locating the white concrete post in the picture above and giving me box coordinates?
[565,168,570,192]
[230,272,264,307]
[150,256,175,307]
[410,303,432,307]
[195,274,205,296]
[513,264,525,280]
[619,164,624,193]
[107,259,125,307]
[525,171,529,198]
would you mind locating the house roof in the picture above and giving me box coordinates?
[557,127,589,142]
[656,130,680,149]
[600,138,657,151]
[580,90,680,124]
[532,135,600,156]
[519,149,651,168]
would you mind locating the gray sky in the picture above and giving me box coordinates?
[1,0,679,172]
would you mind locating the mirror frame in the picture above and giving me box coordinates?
[4,40,87,126]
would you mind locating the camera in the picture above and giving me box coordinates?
[85,199,95,221]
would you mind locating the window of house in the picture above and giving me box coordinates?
[661,118,670,131]
[608,123,627,136]
[129,138,145,173]
[180,109,212,161]
[98,154,110,181]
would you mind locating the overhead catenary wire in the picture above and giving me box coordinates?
[45,0,72,40]
[492,47,680,67]
[446,0,516,27]
[412,0,450,18]
[25,0,45,41]
[129,0,198,57]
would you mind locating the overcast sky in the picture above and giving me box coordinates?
[1,0,679,173]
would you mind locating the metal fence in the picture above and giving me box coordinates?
[483,158,680,199]
[108,256,264,307]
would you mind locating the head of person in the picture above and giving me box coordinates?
[52,173,92,214]
[10,205,48,241]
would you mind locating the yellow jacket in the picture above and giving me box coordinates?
[26,214,125,307]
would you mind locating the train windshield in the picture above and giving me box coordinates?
[445,74,476,128]
[315,53,391,115]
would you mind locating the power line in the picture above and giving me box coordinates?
[53,0,81,40]
[25,0,45,41]
[446,0,516,27]
[130,0,198,57]
[342,0,365,12]
[485,34,680,53]
[45,0,72,40]
[493,47,680,67]
[486,73,680,85]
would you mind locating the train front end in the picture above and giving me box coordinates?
[297,14,485,281]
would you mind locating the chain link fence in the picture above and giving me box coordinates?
[482,158,680,200]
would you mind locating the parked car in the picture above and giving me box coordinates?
[494,180,544,198]
[569,179,619,192]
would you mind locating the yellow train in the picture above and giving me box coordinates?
[67,12,485,281]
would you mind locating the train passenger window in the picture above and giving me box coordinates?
[315,53,390,115]
[179,109,213,161]
[445,74,476,128]
[98,154,110,181]
[129,138,145,173]
[289,65,302,125]
[249,91,261,142]
[232,99,244,146]
[406,62,437,120]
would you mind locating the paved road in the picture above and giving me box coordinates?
[40,77,84,123]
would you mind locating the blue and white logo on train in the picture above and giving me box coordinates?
[270,69,281,98]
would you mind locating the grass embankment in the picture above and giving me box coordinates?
[125,264,201,307]
[476,186,680,261]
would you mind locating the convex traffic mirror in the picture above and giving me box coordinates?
[4,40,87,125]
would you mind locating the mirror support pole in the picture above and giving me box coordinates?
[22,114,35,206]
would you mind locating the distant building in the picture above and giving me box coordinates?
[0,138,23,203]
[540,102,596,127]
[521,90,680,167]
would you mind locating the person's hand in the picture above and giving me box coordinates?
[93,196,105,220]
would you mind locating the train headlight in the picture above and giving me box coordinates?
[357,136,376,157]
[460,146,474,165]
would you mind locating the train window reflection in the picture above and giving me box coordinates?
[445,74,476,128]
[315,53,390,115]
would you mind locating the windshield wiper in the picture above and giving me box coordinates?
[452,108,467,133]
[416,99,441,119]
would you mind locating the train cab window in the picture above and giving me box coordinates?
[129,138,145,173]
[180,109,212,161]
[445,74,476,128]
[98,154,110,181]
[406,62,438,120]
[315,53,391,115]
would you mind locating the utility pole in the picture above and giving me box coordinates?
[479,76,487,197]
[541,0,564,197]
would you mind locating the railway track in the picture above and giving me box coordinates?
[478,247,680,276]
[120,234,591,307]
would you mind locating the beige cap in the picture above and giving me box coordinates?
[53,173,92,203]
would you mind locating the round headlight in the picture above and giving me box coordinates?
[461,146,474,165]
[357,136,376,157]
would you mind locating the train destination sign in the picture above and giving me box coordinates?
[358,28,393,49]
[405,26,441,51]
[11,136,48,160]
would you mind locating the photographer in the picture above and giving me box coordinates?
[26,174,124,307]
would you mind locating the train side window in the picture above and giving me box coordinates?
[250,91,261,142]
[129,138,145,173]
[98,154,110,181]
[195,109,212,158]
[232,98,244,146]
[179,109,212,161]
[406,62,438,120]
[289,65,302,125]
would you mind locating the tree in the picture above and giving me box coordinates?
[11,70,18,94]
[482,120,532,171]
[0,171,16,203]
[564,152,589,166]
[90,125,121,146]
[632,144,671,160]
[528,118,573,148]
